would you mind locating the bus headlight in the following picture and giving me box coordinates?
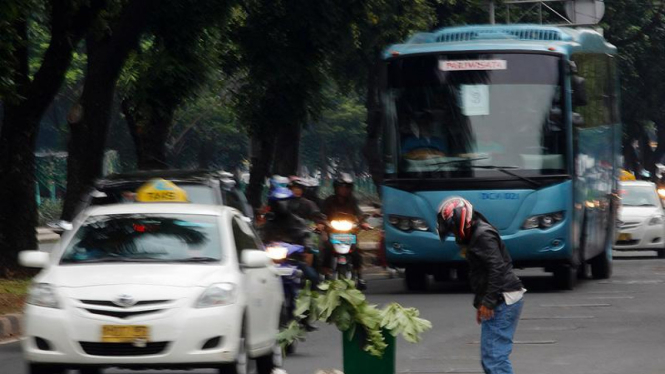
[388,215,430,232]
[522,212,565,230]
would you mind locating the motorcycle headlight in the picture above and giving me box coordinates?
[266,246,288,261]
[649,215,664,226]
[27,283,60,309]
[330,220,354,232]
[195,283,237,308]
[658,189,665,199]
[522,212,565,230]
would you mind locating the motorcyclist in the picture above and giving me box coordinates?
[261,176,323,330]
[321,173,371,287]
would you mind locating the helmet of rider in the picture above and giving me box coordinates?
[333,173,355,189]
[437,196,474,243]
[288,176,309,189]
[268,186,293,201]
[268,175,293,201]
[269,175,290,190]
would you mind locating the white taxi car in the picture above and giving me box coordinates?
[615,181,665,258]
[20,191,283,374]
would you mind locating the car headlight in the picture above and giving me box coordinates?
[649,215,664,226]
[330,220,354,232]
[27,283,60,309]
[266,245,288,261]
[388,215,430,232]
[522,212,565,230]
[195,283,237,308]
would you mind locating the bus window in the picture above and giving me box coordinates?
[383,53,566,178]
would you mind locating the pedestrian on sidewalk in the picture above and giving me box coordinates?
[437,197,526,374]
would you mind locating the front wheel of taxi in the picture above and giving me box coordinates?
[218,337,249,374]
[27,363,64,374]
[255,344,280,374]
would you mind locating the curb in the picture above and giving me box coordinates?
[37,227,60,244]
[0,313,22,339]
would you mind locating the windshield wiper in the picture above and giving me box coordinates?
[429,157,490,167]
[471,165,542,188]
[62,256,155,264]
[175,257,219,263]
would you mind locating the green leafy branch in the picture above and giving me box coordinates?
[278,279,432,358]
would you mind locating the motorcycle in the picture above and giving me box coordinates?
[265,242,306,354]
[325,214,364,288]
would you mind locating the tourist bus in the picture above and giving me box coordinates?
[380,25,620,290]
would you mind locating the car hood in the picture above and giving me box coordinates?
[619,206,662,222]
[45,264,232,288]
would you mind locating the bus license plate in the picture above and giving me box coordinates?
[102,325,150,343]
[331,234,356,245]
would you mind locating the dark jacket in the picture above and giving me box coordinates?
[466,219,523,310]
[322,195,365,222]
[262,197,325,244]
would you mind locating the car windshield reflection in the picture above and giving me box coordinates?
[61,214,222,264]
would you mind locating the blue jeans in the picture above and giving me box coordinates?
[480,298,524,374]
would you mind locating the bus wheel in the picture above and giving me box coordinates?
[433,267,453,282]
[456,267,469,282]
[553,265,577,290]
[590,251,612,279]
[405,266,428,291]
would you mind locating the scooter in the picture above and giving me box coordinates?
[325,215,363,287]
[265,242,305,354]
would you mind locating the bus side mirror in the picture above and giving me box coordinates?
[572,76,588,107]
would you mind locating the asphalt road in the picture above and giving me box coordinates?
[3,251,665,374]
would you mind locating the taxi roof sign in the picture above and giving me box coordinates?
[136,178,189,203]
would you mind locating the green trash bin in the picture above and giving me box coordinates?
[343,328,396,374]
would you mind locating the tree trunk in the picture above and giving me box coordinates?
[653,120,665,166]
[247,137,275,209]
[362,63,383,195]
[0,1,103,276]
[61,0,158,221]
[123,101,171,170]
[274,123,301,176]
[0,106,40,277]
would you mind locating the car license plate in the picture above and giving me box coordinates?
[331,234,356,245]
[102,325,150,343]
[338,256,348,265]
[618,233,632,242]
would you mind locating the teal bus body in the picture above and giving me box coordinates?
[380,25,620,288]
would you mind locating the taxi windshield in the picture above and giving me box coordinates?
[61,214,223,264]
[620,185,661,207]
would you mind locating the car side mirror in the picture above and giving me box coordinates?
[572,76,588,107]
[19,250,50,268]
[241,250,270,268]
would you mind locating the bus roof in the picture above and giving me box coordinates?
[384,25,616,59]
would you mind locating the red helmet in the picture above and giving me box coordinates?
[437,197,474,242]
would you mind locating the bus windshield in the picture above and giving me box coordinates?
[383,53,566,179]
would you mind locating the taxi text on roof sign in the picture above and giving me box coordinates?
[136,178,189,202]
